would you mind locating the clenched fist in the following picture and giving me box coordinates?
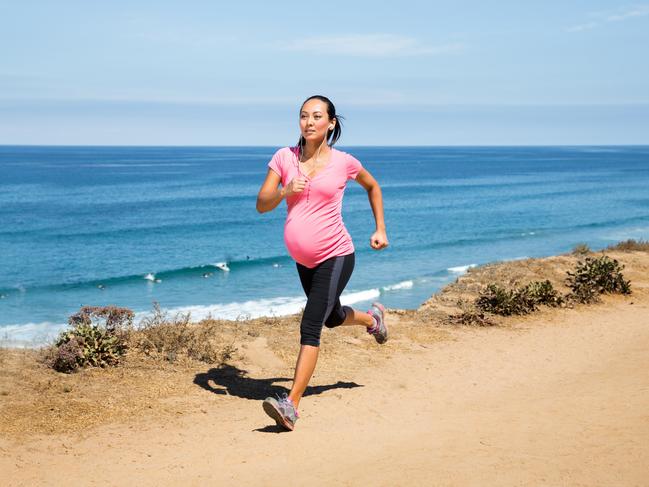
[370,229,389,250]
[284,176,307,197]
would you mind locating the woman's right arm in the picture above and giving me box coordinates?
[256,169,285,213]
[257,170,306,213]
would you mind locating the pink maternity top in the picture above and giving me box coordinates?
[268,146,363,268]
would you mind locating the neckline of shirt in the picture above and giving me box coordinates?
[295,146,339,181]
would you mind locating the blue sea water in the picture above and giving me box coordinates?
[1,145,648,346]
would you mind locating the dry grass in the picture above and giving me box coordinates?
[0,305,255,439]
[572,243,592,256]
[0,348,203,437]
[606,239,649,252]
[127,303,240,364]
[446,310,495,327]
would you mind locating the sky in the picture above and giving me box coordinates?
[1,1,648,145]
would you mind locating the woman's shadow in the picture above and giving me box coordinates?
[193,364,363,432]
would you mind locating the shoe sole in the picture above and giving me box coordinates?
[372,302,387,344]
[263,400,294,431]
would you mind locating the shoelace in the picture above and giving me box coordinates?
[276,393,299,418]
[366,311,380,334]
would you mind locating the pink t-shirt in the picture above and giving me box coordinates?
[268,146,363,268]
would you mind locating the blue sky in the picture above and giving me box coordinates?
[1,1,648,145]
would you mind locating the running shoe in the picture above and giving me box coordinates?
[367,301,388,344]
[262,393,299,431]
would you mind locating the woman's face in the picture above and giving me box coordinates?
[300,99,334,144]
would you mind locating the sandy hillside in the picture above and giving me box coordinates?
[1,248,648,486]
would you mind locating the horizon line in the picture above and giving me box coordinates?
[1,143,649,148]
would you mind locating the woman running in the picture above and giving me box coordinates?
[256,95,389,431]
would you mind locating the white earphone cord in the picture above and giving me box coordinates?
[300,123,333,165]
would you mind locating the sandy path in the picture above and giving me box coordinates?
[2,297,648,486]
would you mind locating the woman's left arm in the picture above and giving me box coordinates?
[355,168,388,250]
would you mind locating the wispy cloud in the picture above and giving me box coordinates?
[605,5,649,21]
[566,21,598,33]
[567,4,649,32]
[276,34,464,57]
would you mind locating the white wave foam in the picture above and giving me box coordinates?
[448,264,477,274]
[382,280,414,291]
[1,287,385,347]
[135,288,382,323]
[213,262,231,272]
[340,289,381,304]
[134,295,307,322]
[0,321,68,348]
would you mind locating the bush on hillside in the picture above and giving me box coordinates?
[566,256,631,303]
[524,280,565,307]
[46,306,133,373]
[475,280,564,317]
[476,284,536,316]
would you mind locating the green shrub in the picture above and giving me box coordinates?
[452,253,632,324]
[476,284,537,316]
[475,280,563,316]
[47,306,133,373]
[566,256,631,303]
[523,280,564,307]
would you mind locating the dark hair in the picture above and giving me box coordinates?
[296,95,345,151]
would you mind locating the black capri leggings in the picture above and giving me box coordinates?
[296,252,355,347]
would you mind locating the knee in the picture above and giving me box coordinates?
[300,320,322,347]
[323,313,338,328]
[324,305,351,329]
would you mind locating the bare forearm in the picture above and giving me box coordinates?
[367,185,386,230]
[256,187,286,213]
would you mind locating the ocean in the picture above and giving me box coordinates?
[1,145,648,346]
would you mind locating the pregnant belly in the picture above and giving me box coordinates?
[284,216,351,268]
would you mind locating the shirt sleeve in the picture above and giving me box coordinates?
[346,153,363,180]
[268,149,283,178]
